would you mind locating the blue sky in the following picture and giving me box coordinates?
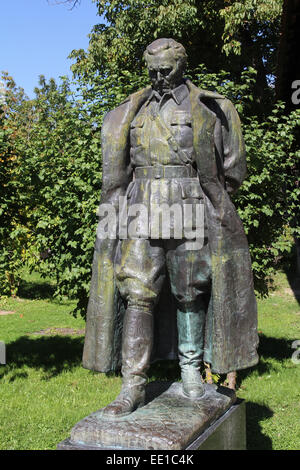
[0,0,99,98]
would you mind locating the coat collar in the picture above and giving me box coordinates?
[145,82,189,106]
[122,79,225,112]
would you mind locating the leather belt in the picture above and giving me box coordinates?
[135,165,197,179]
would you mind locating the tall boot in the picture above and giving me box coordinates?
[177,301,206,398]
[102,307,153,418]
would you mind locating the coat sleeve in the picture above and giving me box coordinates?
[100,107,132,206]
[83,103,132,372]
[219,98,247,194]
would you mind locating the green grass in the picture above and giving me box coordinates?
[0,271,122,450]
[0,269,299,450]
[237,270,300,450]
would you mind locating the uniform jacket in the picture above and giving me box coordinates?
[82,79,259,374]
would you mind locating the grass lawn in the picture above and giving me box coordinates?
[0,269,299,450]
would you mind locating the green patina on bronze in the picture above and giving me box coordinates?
[83,39,259,405]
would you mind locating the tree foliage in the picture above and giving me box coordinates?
[192,67,299,294]
[70,0,283,114]
[1,0,299,316]
[0,74,33,295]
[0,73,102,310]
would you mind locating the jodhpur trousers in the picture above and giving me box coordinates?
[115,238,211,368]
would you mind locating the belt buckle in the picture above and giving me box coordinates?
[154,166,163,179]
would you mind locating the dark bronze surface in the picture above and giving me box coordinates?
[81,38,259,423]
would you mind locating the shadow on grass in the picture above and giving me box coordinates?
[18,278,56,300]
[284,272,300,306]
[2,333,291,381]
[235,334,291,449]
[282,243,300,305]
[258,333,294,361]
[1,335,84,381]
[237,333,295,384]
[246,401,273,450]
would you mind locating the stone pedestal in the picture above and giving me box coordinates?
[58,382,245,450]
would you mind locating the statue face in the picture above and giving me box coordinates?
[147,49,184,95]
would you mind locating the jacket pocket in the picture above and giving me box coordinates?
[170,111,192,127]
[130,114,145,129]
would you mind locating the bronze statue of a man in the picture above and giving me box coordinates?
[82,38,259,418]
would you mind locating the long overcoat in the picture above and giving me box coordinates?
[82,79,259,374]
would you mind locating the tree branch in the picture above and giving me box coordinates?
[47,0,81,10]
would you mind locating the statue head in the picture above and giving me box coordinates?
[144,38,187,95]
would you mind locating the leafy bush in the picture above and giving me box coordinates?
[192,67,300,294]
[1,67,298,316]
[1,0,299,316]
